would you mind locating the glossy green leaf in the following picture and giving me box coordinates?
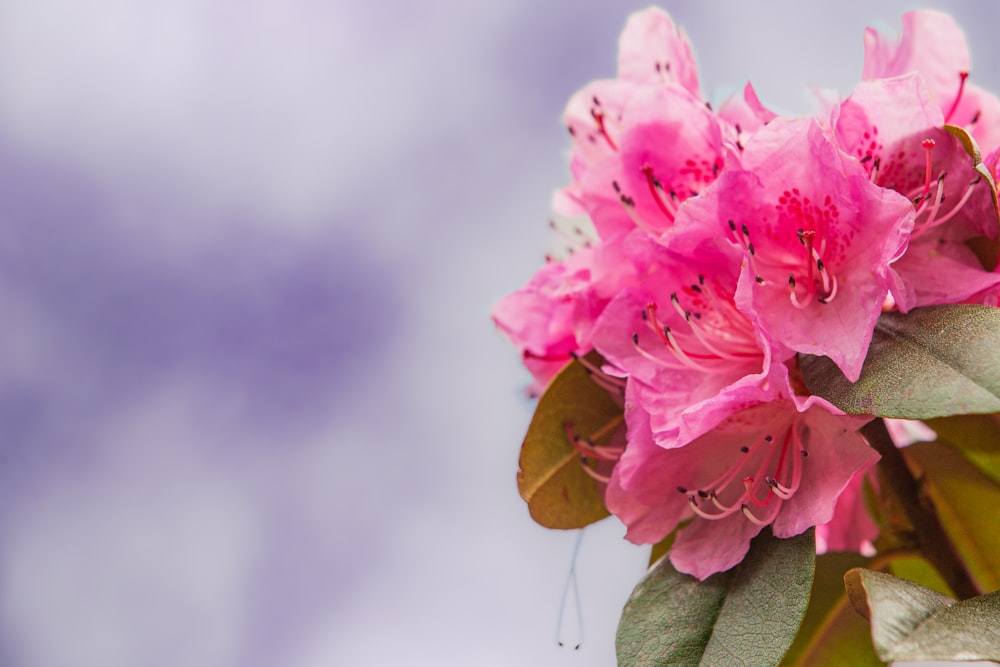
[517,356,621,529]
[846,568,1000,662]
[905,440,1000,591]
[786,597,883,667]
[616,528,815,667]
[889,555,952,597]
[800,305,1000,418]
[780,552,882,667]
[925,413,1000,486]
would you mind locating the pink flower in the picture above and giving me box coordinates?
[833,74,1000,309]
[616,7,700,96]
[491,231,640,391]
[561,6,703,181]
[590,229,775,449]
[571,86,727,241]
[557,8,734,242]
[717,82,778,145]
[673,117,914,381]
[492,249,600,390]
[862,9,1000,153]
[815,472,878,556]
[607,397,878,579]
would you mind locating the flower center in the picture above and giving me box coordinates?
[729,208,841,308]
[629,275,760,373]
[678,425,808,525]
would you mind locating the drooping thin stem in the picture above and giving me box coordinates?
[861,418,982,600]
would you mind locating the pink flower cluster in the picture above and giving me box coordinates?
[493,8,1000,579]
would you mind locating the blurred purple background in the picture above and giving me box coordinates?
[0,2,998,665]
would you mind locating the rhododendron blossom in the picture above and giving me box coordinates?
[495,6,1000,589]
[590,230,776,449]
[833,73,1000,309]
[607,397,878,579]
[673,117,914,381]
[862,9,1000,153]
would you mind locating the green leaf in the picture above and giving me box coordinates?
[889,555,952,597]
[780,553,882,667]
[905,440,1000,591]
[616,528,815,667]
[517,356,621,528]
[800,305,1000,418]
[846,568,1000,662]
[925,413,1000,486]
[785,596,884,667]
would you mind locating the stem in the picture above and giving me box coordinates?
[861,418,982,600]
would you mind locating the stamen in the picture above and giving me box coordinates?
[913,173,948,232]
[568,351,627,389]
[817,272,839,304]
[689,494,743,520]
[742,476,772,507]
[668,292,760,360]
[641,304,720,372]
[789,275,812,309]
[564,421,625,461]
[615,186,660,237]
[921,139,936,197]
[579,463,611,484]
[641,165,679,221]
[741,501,781,526]
[918,176,981,233]
[944,71,970,124]
[680,424,811,524]
[590,105,618,151]
[631,331,704,372]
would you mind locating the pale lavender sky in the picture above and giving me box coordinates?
[0,2,996,666]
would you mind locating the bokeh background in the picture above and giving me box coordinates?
[0,1,998,666]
